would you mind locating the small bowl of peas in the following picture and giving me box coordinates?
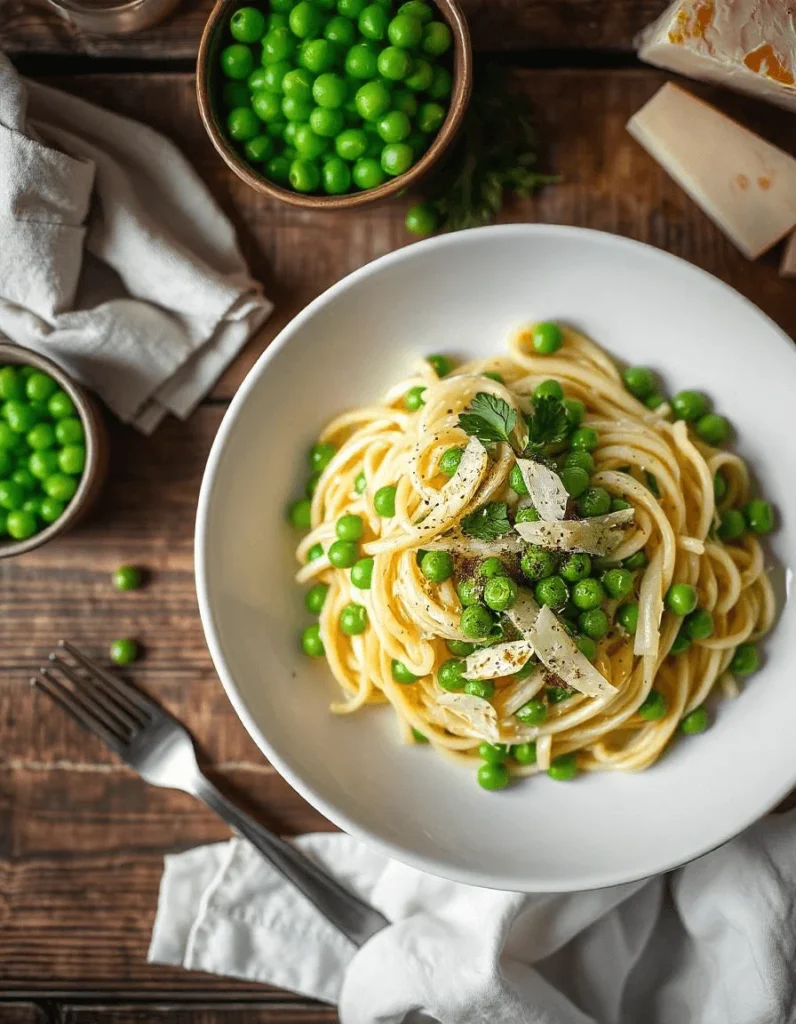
[0,343,108,558]
[197,0,471,206]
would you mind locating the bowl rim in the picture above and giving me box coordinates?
[0,343,103,558]
[196,0,472,210]
[195,224,796,890]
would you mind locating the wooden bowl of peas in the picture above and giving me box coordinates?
[197,0,471,206]
[0,343,108,559]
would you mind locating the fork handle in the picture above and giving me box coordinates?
[191,773,389,947]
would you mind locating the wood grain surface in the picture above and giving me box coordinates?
[3,8,796,1020]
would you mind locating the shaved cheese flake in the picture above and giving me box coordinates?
[494,663,546,718]
[435,691,500,743]
[536,735,552,771]
[415,437,488,535]
[679,535,705,554]
[634,546,664,657]
[516,459,568,522]
[505,589,542,634]
[422,533,524,558]
[514,508,635,555]
[528,606,617,699]
[463,641,534,680]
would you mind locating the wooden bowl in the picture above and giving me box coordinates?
[197,0,472,209]
[0,344,109,560]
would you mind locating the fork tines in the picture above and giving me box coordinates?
[32,641,151,753]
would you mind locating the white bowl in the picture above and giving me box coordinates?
[196,225,794,892]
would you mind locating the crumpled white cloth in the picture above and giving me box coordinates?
[0,53,271,432]
[149,810,796,1024]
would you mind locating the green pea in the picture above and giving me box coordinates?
[109,638,138,666]
[43,474,77,502]
[515,699,546,725]
[21,497,40,517]
[437,658,465,691]
[483,371,504,384]
[531,321,563,355]
[289,1,322,38]
[307,542,324,562]
[227,105,260,141]
[112,565,142,591]
[645,392,666,410]
[670,630,691,655]
[358,3,389,39]
[521,546,557,582]
[508,462,528,496]
[355,80,392,121]
[456,578,481,607]
[435,446,462,478]
[377,46,412,80]
[476,557,506,579]
[571,426,598,452]
[547,753,577,781]
[299,37,336,73]
[305,583,329,614]
[231,6,267,42]
[0,423,15,451]
[671,390,708,422]
[730,643,759,676]
[328,539,359,567]
[571,577,604,611]
[335,513,363,542]
[325,14,356,44]
[12,468,36,494]
[420,550,454,583]
[244,135,274,163]
[714,471,727,503]
[251,89,282,122]
[266,154,292,183]
[289,157,322,192]
[417,101,446,134]
[483,575,517,612]
[320,156,350,194]
[624,550,647,571]
[340,602,368,635]
[58,445,85,476]
[578,608,609,641]
[616,601,638,634]
[312,72,348,109]
[376,110,411,144]
[55,418,84,447]
[0,367,23,401]
[695,413,730,446]
[308,442,335,473]
[354,472,367,494]
[387,11,422,46]
[576,635,597,661]
[665,583,697,616]
[3,400,38,434]
[464,679,494,699]
[36,497,62,524]
[6,509,37,540]
[405,57,433,91]
[535,575,569,610]
[598,567,632,601]
[405,203,439,235]
[718,508,745,542]
[338,0,367,16]
[610,498,631,512]
[399,0,433,20]
[477,762,509,790]
[515,505,540,524]
[579,486,611,518]
[745,499,774,535]
[344,42,378,79]
[421,18,452,54]
[305,473,320,499]
[404,385,426,411]
[26,423,55,451]
[302,622,325,657]
[512,742,537,765]
[289,498,312,529]
[559,552,591,582]
[532,380,563,402]
[559,465,589,498]
[411,727,428,743]
[685,608,713,641]
[351,556,374,589]
[446,639,475,658]
[282,94,314,122]
[335,128,368,161]
[622,366,655,399]
[478,741,507,764]
[392,658,418,683]
[249,64,276,92]
[460,603,494,639]
[29,450,59,480]
[221,43,255,79]
[639,690,666,721]
[564,398,585,427]
[381,142,414,177]
[0,480,24,512]
[374,485,397,517]
[680,706,709,734]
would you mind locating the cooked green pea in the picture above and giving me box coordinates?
[665,583,697,616]
[340,602,368,635]
[559,552,591,582]
[521,546,557,582]
[244,134,274,162]
[58,445,85,476]
[695,413,730,446]
[3,400,38,434]
[231,6,267,42]
[512,742,537,765]
[483,371,504,383]
[55,417,84,445]
[381,142,414,176]
[405,202,439,235]
[417,101,445,134]
[351,556,374,589]
[289,157,321,192]
[39,497,65,523]
[685,608,713,641]
[460,603,494,639]
[745,499,774,535]
[622,365,655,399]
[509,462,528,495]
[387,11,423,46]
[354,472,367,494]
[578,486,611,517]
[325,14,356,44]
[358,2,388,39]
[610,498,631,512]
[572,577,604,611]
[404,385,426,411]
[377,45,412,80]
[302,622,325,657]
[289,0,322,37]
[535,575,569,610]
[43,474,77,502]
[616,602,638,634]
[307,542,324,562]
[221,43,255,79]
[670,630,691,655]
[680,706,709,734]
[375,111,411,145]
[515,505,540,524]
[439,446,463,477]
[547,753,577,781]
[645,392,666,410]
[456,577,481,607]
[515,699,546,725]
[392,658,418,683]
[718,508,745,542]
[559,465,589,498]
[338,0,367,16]
[309,442,336,473]
[531,321,563,355]
[355,80,392,121]
[405,57,433,91]
[6,509,36,540]
[561,397,584,427]
[577,635,597,661]
[26,423,55,451]
[447,638,476,657]
[571,426,598,451]
[0,367,23,401]
[639,690,666,721]
[624,550,647,571]
[29,450,59,480]
[602,568,634,600]
[266,154,291,183]
[420,550,454,583]
[321,155,351,193]
[730,643,759,676]
[533,379,564,401]
[299,37,336,73]
[464,679,495,699]
[305,583,329,614]
[398,0,432,21]
[714,471,727,503]
[477,762,509,790]
[112,565,142,591]
[289,497,312,528]
[437,658,465,691]
[671,390,708,422]
[306,473,321,498]
[478,741,507,764]
[336,513,364,542]
[0,423,15,451]
[374,485,397,517]
[477,557,506,579]
[328,539,358,567]
[313,72,348,110]
[12,468,35,494]
[483,575,517,612]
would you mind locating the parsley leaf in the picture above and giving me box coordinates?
[458,393,516,446]
[522,396,570,458]
[461,502,511,540]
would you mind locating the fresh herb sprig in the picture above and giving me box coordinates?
[461,501,511,540]
[522,395,570,458]
[457,393,516,446]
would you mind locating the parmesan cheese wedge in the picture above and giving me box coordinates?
[637,0,796,114]
[627,83,796,259]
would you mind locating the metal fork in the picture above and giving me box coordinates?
[33,642,389,947]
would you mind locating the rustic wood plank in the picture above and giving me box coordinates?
[0,1008,48,1024]
[60,1005,335,1022]
[3,0,667,58]
[40,68,796,401]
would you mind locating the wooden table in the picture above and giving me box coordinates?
[2,2,795,1020]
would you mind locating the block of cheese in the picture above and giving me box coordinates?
[627,83,796,259]
[637,0,796,112]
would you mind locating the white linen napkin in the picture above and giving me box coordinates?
[0,54,272,432]
[149,810,796,1023]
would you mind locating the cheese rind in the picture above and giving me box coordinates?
[627,83,796,259]
[637,0,796,113]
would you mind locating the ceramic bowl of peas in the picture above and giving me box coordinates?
[197,0,471,206]
[0,344,107,558]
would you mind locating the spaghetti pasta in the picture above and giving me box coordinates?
[293,324,775,787]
